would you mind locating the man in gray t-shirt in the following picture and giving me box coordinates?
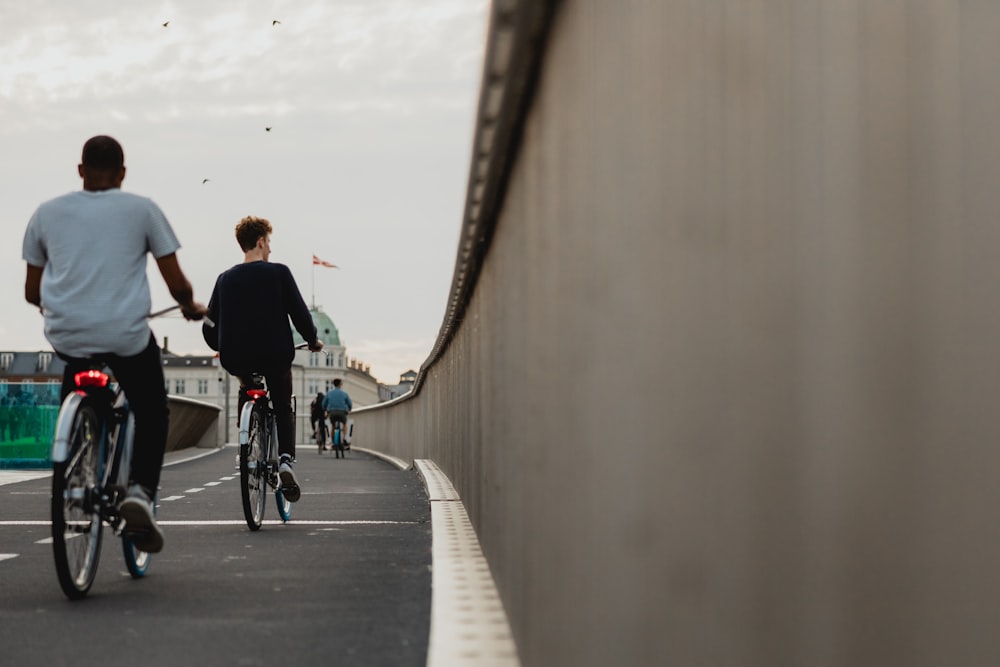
[21,135,206,554]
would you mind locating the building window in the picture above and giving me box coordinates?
[325,353,334,367]
[338,353,344,368]
[197,379,209,395]
[174,379,186,395]
[308,381,319,395]
[310,352,320,367]
[37,352,52,372]
[0,353,12,370]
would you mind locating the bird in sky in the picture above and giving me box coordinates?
[162,21,169,27]
[265,127,272,132]
[202,178,210,184]
[272,20,281,26]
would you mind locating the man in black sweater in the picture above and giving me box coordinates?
[203,216,323,501]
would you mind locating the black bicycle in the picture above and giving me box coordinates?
[49,305,203,599]
[239,374,294,530]
[50,365,153,598]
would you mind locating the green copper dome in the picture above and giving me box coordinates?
[292,306,340,347]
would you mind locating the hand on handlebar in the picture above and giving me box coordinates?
[180,302,208,321]
[308,339,324,353]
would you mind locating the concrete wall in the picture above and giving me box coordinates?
[166,396,220,451]
[354,2,1000,665]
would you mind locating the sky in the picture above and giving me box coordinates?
[0,0,489,384]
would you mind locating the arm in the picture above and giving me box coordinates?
[202,277,221,351]
[24,264,43,312]
[282,265,323,351]
[155,253,206,320]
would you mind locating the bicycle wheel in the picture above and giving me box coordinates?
[275,487,292,522]
[122,493,155,577]
[240,404,267,530]
[51,402,104,600]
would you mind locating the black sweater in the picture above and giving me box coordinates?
[202,261,318,373]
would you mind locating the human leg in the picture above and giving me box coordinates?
[107,335,168,495]
[108,336,167,553]
[265,367,295,460]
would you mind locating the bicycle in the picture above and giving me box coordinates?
[238,374,296,530]
[50,305,203,599]
[331,418,346,459]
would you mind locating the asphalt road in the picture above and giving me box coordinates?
[0,446,432,666]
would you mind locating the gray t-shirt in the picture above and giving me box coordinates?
[22,189,181,357]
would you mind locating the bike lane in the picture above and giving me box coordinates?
[0,446,431,667]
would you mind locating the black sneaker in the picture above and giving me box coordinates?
[119,485,164,553]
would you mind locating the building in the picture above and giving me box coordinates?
[0,351,65,406]
[378,369,417,402]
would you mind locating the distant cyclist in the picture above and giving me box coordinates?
[322,378,352,446]
[202,216,323,502]
[310,391,326,445]
[22,135,206,553]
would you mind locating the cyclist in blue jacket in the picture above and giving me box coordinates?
[322,378,352,448]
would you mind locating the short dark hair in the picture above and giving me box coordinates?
[333,378,342,387]
[81,135,124,170]
[234,216,272,251]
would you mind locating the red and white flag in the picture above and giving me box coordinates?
[312,254,338,269]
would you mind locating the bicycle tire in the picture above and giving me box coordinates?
[122,493,155,577]
[275,488,292,522]
[51,401,104,600]
[240,404,267,530]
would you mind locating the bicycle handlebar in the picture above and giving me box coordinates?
[149,304,214,328]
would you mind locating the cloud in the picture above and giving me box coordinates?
[0,1,486,129]
[0,0,488,385]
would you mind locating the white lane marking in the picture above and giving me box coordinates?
[0,471,51,487]
[203,481,222,487]
[163,447,225,467]
[161,495,186,502]
[184,488,205,493]
[219,476,236,481]
[0,554,17,561]
[4,520,417,527]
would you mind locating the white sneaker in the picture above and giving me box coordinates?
[278,460,301,502]
[119,485,164,553]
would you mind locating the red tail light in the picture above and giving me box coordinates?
[74,370,109,388]
[246,389,267,400]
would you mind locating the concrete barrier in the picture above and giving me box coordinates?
[357,2,1000,665]
[166,395,220,451]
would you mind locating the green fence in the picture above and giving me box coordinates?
[0,382,60,469]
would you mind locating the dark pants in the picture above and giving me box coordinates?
[58,335,168,494]
[234,367,296,460]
